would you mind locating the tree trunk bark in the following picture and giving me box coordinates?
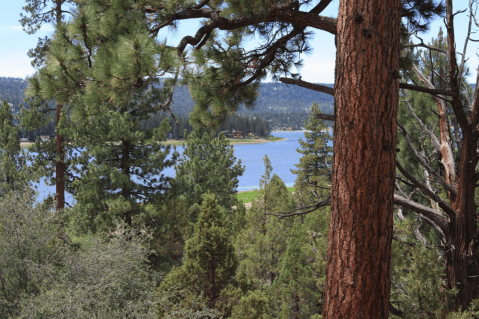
[447,129,479,311]
[323,0,401,317]
[55,103,65,211]
[53,0,65,212]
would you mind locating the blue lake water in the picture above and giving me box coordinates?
[34,131,310,203]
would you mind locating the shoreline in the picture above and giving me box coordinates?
[161,137,285,145]
[20,137,285,148]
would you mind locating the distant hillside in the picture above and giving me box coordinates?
[0,77,334,115]
[0,77,29,115]
[169,82,334,116]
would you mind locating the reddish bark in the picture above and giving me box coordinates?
[323,0,401,317]
[446,129,479,311]
[443,0,479,309]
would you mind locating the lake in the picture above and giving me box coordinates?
[34,131,310,203]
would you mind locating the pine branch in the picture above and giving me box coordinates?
[266,196,331,220]
[399,83,456,97]
[402,90,441,151]
[279,77,334,96]
[393,194,447,241]
[396,161,456,219]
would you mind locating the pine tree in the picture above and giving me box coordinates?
[292,103,332,186]
[71,117,177,232]
[235,168,295,297]
[20,0,73,211]
[174,130,244,225]
[157,193,237,316]
[0,99,27,195]
[292,103,332,211]
[24,0,180,214]
[258,155,273,234]
[274,220,321,319]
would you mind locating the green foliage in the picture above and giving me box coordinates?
[273,221,322,318]
[70,117,177,232]
[141,197,189,272]
[157,194,237,316]
[291,103,332,212]
[390,214,454,318]
[292,103,332,186]
[174,130,244,226]
[2,75,333,134]
[235,163,329,317]
[0,190,157,318]
[0,99,28,195]
[230,290,270,319]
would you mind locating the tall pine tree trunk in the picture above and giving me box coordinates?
[444,0,479,309]
[55,104,65,211]
[447,129,479,311]
[323,0,401,317]
[54,1,65,211]
[121,139,132,224]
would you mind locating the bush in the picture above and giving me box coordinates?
[0,189,157,318]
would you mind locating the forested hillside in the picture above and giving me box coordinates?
[0,77,28,115]
[0,77,333,139]
[167,82,334,115]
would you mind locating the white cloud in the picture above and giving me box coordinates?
[6,24,54,33]
[7,25,23,31]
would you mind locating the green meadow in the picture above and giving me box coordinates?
[237,186,295,204]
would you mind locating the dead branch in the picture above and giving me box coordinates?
[398,122,458,198]
[279,77,334,96]
[267,196,331,219]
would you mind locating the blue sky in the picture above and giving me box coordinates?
[1,0,478,84]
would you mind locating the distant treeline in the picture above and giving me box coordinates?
[167,82,335,115]
[141,112,272,139]
[18,120,56,142]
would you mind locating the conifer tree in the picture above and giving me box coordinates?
[20,0,74,211]
[174,130,244,224]
[71,117,177,232]
[292,103,332,188]
[274,220,321,318]
[236,168,295,293]
[291,103,332,215]
[157,193,237,316]
[0,99,27,195]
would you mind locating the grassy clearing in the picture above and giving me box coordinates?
[265,136,283,141]
[237,186,295,204]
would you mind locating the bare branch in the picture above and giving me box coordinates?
[397,207,428,245]
[398,123,458,198]
[316,113,335,122]
[399,83,456,97]
[445,0,470,130]
[396,160,456,219]
[389,303,405,317]
[394,194,447,241]
[149,6,337,47]
[402,90,441,151]
[267,196,331,219]
[404,42,446,54]
[279,77,334,96]
[417,51,450,85]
